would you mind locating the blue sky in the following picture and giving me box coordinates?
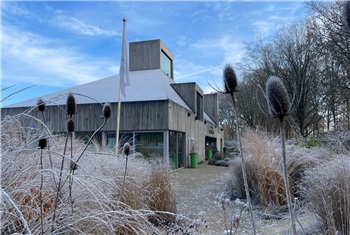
[1,1,309,106]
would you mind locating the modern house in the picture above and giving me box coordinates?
[1,39,224,169]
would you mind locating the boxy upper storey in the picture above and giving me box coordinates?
[129,39,174,79]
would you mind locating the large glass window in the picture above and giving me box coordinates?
[106,132,133,149]
[76,131,102,144]
[135,132,163,157]
[161,50,172,79]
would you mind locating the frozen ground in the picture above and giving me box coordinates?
[173,163,318,235]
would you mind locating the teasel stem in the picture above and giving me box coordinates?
[266,76,296,234]
[120,142,131,201]
[38,138,47,235]
[39,148,44,235]
[223,64,256,234]
[69,131,74,213]
[52,119,73,231]
[230,93,256,235]
[280,118,297,235]
[61,118,108,188]
[51,134,68,231]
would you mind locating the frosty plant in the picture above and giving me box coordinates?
[216,192,245,235]
[51,94,113,231]
[265,75,296,234]
[221,64,256,235]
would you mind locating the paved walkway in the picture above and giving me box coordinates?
[172,163,231,234]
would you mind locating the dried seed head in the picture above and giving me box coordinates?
[37,98,46,112]
[70,161,78,171]
[38,138,47,149]
[123,142,130,156]
[342,1,350,29]
[66,94,76,117]
[67,119,75,132]
[266,76,290,120]
[102,103,112,119]
[223,64,238,94]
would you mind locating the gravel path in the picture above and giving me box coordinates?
[172,163,318,235]
[172,163,231,234]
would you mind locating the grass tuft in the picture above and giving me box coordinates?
[301,155,350,235]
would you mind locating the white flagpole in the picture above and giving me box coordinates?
[116,18,127,155]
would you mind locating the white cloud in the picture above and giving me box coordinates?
[2,26,118,88]
[192,35,246,64]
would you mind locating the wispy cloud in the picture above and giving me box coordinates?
[250,2,305,39]
[2,26,118,87]
[2,2,40,20]
[52,11,119,37]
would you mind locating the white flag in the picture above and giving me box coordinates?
[119,19,130,97]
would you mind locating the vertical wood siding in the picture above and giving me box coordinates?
[2,100,169,133]
[204,93,219,125]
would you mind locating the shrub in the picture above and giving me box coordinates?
[301,155,350,235]
[147,162,176,224]
[227,128,330,207]
[235,128,294,207]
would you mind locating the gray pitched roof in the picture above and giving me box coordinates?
[6,69,184,106]
[4,69,215,124]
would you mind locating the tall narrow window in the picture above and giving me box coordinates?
[169,131,184,169]
[196,92,203,121]
[161,50,172,79]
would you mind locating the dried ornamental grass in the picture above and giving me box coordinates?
[302,155,350,235]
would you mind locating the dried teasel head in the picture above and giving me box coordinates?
[66,93,76,117]
[223,64,238,95]
[37,98,46,112]
[123,142,130,157]
[70,161,78,171]
[266,76,290,121]
[67,119,75,132]
[342,1,350,30]
[102,103,112,119]
[38,138,48,149]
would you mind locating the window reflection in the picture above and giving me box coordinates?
[161,50,172,78]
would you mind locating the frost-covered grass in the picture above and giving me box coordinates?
[301,155,350,235]
[0,113,181,234]
[227,128,350,234]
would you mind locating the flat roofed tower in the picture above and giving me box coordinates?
[129,39,174,79]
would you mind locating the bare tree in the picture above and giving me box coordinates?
[240,22,326,137]
[219,93,236,139]
[306,0,350,131]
